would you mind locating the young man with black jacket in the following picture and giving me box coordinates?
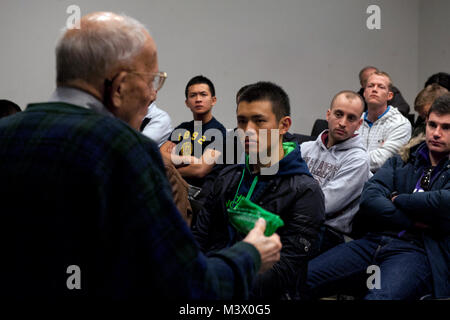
[192,82,325,300]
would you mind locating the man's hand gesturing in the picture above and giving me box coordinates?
[243,218,282,273]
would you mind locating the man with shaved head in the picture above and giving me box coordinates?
[0,12,281,299]
[301,90,371,254]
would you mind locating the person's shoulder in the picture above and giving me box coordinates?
[102,118,159,150]
[27,102,133,133]
[174,120,193,130]
[340,147,370,172]
[27,102,159,155]
[25,101,99,117]
[386,106,410,124]
[209,117,227,130]
[217,164,242,179]
[104,127,162,170]
[300,140,314,151]
[150,104,171,120]
[340,135,369,156]
[209,164,243,195]
[294,172,319,185]
[346,146,370,161]
[299,136,323,155]
[159,110,172,123]
[378,153,406,172]
[291,170,321,193]
[288,173,324,206]
[202,118,227,139]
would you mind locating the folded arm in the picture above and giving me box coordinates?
[369,121,411,172]
[394,189,450,234]
[359,157,414,230]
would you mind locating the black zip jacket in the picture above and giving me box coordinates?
[192,143,325,299]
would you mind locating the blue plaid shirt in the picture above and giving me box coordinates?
[0,89,260,299]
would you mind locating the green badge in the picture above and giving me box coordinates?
[227,197,284,236]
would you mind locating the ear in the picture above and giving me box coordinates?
[326,109,331,121]
[108,71,128,111]
[356,118,363,131]
[387,90,394,101]
[279,116,292,135]
[211,96,217,106]
[363,88,369,100]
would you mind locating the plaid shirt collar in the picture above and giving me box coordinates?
[49,86,114,118]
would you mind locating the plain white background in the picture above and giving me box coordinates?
[0,0,448,134]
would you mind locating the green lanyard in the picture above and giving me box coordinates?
[229,168,259,209]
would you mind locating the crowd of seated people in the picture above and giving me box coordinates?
[139,69,449,300]
[0,9,448,300]
[137,68,450,300]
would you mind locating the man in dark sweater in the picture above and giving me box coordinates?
[0,11,281,299]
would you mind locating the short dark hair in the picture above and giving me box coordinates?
[424,72,450,91]
[185,75,215,98]
[235,83,252,104]
[237,81,290,121]
[428,93,450,117]
[0,99,21,118]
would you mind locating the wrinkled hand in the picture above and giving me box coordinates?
[243,218,282,274]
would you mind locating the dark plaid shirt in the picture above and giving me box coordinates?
[0,98,260,299]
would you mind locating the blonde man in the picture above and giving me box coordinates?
[357,71,412,172]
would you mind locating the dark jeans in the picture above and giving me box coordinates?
[303,233,433,300]
[316,226,345,257]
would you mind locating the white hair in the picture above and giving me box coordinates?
[56,14,149,85]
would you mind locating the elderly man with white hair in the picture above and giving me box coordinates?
[0,12,281,299]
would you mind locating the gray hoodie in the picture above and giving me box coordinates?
[300,130,371,233]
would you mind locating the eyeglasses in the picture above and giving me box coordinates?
[129,71,167,92]
[420,166,434,191]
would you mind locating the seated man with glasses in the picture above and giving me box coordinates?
[302,93,450,300]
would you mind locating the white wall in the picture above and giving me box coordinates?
[0,0,437,134]
[418,0,450,91]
